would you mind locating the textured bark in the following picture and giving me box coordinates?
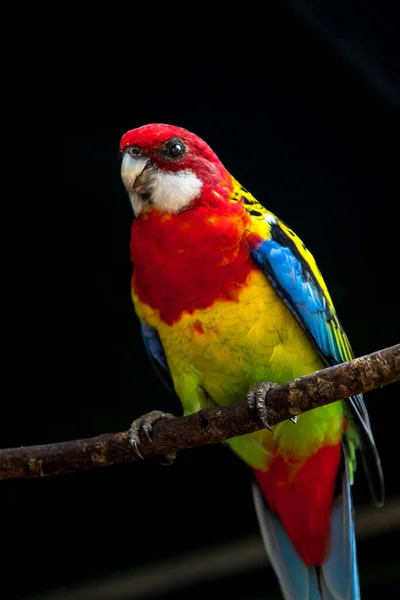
[1,344,399,481]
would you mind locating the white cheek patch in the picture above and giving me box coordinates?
[149,170,202,213]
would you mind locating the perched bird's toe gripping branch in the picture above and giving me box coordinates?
[129,410,176,462]
[246,381,281,432]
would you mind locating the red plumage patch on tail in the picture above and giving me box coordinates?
[253,444,342,567]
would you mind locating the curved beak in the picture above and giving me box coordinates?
[121,153,149,193]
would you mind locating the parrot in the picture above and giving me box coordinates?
[119,123,384,600]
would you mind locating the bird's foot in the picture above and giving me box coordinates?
[246,381,280,433]
[129,410,177,464]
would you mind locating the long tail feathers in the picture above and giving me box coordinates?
[320,452,360,599]
[251,444,360,600]
[252,480,320,599]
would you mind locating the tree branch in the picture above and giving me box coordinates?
[1,344,399,481]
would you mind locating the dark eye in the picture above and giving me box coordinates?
[166,140,184,159]
[127,146,141,157]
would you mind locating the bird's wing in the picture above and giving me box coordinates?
[140,323,175,395]
[238,185,384,506]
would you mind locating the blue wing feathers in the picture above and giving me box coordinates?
[141,324,169,371]
[252,240,336,362]
[140,323,175,394]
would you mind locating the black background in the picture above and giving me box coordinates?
[2,2,399,598]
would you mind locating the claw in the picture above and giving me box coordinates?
[247,381,279,433]
[129,436,144,459]
[142,423,153,442]
[290,416,298,424]
[128,410,176,461]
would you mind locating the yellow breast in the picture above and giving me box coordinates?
[134,268,322,407]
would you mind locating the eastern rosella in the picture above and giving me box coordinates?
[119,124,384,600]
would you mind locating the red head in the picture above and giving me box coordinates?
[120,124,231,216]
